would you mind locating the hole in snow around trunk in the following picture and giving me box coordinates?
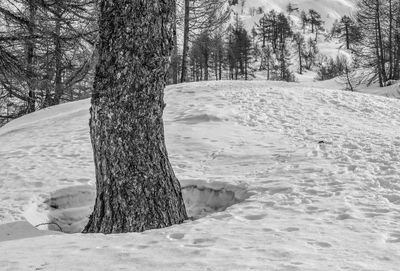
[26,181,252,233]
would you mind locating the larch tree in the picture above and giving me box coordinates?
[331,16,361,50]
[356,0,388,86]
[293,32,305,74]
[0,0,95,124]
[84,0,188,234]
[180,0,230,83]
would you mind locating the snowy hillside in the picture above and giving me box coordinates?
[238,0,356,28]
[1,81,400,270]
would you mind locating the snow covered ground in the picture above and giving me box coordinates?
[1,80,400,270]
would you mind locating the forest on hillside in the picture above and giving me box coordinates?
[0,0,399,126]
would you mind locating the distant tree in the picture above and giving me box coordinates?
[316,55,348,81]
[256,13,270,48]
[356,0,388,86]
[190,30,213,81]
[276,46,294,82]
[331,16,361,49]
[303,37,318,70]
[286,2,299,15]
[339,58,357,91]
[259,45,273,79]
[293,32,306,74]
[300,10,309,33]
[211,33,225,80]
[277,13,293,44]
[0,0,96,123]
[227,18,252,80]
[309,9,323,34]
[251,26,259,61]
[180,0,230,82]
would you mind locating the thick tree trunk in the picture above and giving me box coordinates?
[180,0,190,83]
[84,0,188,234]
[388,0,393,79]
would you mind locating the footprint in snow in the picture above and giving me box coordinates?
[386,232,400,243]
[185,238,216,248]
[336,213,354,220]
[308,241,332,248]
[284,227,300,232]
[168,233,185,240]
[243,214,267,220]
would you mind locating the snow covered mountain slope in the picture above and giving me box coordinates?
[239,0,356,28]
[1,81,400,270]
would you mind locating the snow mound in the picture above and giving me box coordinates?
[45,186,95,233]
[27,183,251,233]
[182,183,252,220]
[0,221,59,242]
[174,114,223,124]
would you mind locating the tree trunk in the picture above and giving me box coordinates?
[172,21,178,84]
[26,0,36,113]
[298,43,303,74]
[345,23,350,50]
[388,0,393,79]
[54,2,63,105]
[180,0,190,83]
[84,0,188,234]
[219,54,222,80]
[204,52,209,81]
[375,16,383,87]
[376,0,387,84]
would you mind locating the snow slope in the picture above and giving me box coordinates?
[239,0,356,29]
[1,80,400,270]
[236,0,355,83]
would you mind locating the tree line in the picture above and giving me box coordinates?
[329,0,400,88]
[0,0,96,125]
[0,1,329,125]
[354,0,400,87]
[3,0,398,125]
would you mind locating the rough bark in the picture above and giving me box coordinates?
[84,0,188,234]
[180,0,190,83]
[388,0,393,79]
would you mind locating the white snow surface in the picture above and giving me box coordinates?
[1,80,400,270]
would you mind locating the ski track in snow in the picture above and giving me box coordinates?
[0,80,400,270]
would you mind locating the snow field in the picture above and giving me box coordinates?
[0,80,399,270]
